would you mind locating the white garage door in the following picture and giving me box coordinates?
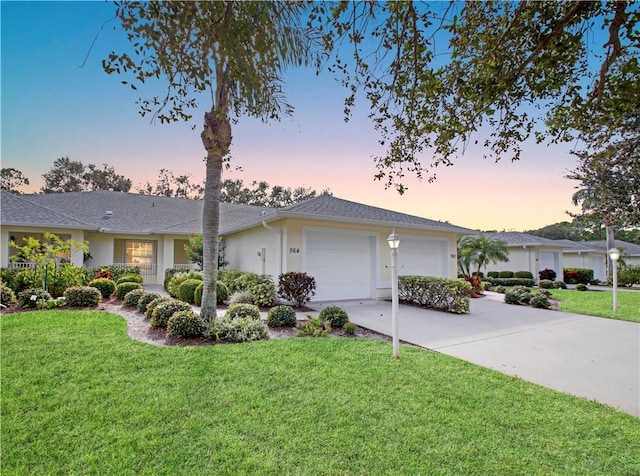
[303,228,375,301]
[398,236,449,278]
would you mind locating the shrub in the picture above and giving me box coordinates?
[618,265,640,287]
[344,321,357,336]
[277,272,317,307]
[145,296,172,319]
[554,281,567,289]
[251,281,276,307]
[116,274,143,285]
[92,268,113,281]
[64,286,102,308]
[233,272,262,292]
[398,276,471,314]
[216,281,229,304]
[498,271,514,278]
[89,278,117,298]
[296,315,331,337]
[504,286,532,306]
[123,288,146,307]
[530,293,551,309]
[514,271,534,279]
[115,282,142,300]
[319,305,349,328]
[576,283,589,291]
[167,270,203,297]
[88,265,140,283]
[207,316,269,343]
[487,278,536,287]
[17,288,52,308]
[225,303,261,321]
[267,305,297,328]
[1,283,17,307]
[539,279,555,289]
[539,268,557,281]
[137,292,161,313]
[151,300,193,328]
[167,309,206,338]
[486,271,499,278]
[494,285,506,294]
[228,289,253,305]
[563,268,593,285]
[1,267,25,292]
[217,270,247,293]
[178,278,202,304]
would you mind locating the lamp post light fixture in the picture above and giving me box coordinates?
[387,230,400,359]
[608,247,620,313]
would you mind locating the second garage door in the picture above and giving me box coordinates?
[397,235,449,278]
[303,228,375,301]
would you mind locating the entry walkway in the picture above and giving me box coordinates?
[311,296,640,418]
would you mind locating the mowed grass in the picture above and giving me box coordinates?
[2,311,639,475]
[550,288,640,323]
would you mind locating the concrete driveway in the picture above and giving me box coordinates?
[311,294,640,417]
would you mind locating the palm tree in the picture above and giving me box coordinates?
[457,235,509,278]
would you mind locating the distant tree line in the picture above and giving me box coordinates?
[1,158,328,208]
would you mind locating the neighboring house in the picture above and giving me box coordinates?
[1,191,474,301]
[478,231,564,280]
[584,240,640,268]
[552,239,607,282]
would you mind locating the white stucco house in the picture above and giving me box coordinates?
[584,240,640,268]
[1,190,475,301]
[478,231,564,279]
[552,239,607,282]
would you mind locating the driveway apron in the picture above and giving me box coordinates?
[312,296,640,417]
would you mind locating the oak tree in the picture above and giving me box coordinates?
[1,168,30,194]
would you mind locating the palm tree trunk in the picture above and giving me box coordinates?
[200,106,231,322]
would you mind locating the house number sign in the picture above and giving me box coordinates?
[289,247,300,254]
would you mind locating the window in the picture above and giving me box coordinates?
[124,240,156,274]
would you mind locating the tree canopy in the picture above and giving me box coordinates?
[220,179,329,208]
[1,168,30,195]
[41,157,131,193]
[136,169,204,199]
[312,1,640,192]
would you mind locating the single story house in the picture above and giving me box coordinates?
[584,239,640,268]
[1,190,475,301]
[478,231,564,280]
[552,239,607,282]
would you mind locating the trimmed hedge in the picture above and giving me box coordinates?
[178,278,202,304]
[498,271,514,278]
[115,282,142,300]
[487,278,535,287]
[398,276,471,314]
[89,278,117,298]
[116,274,143,285]
[267,305,297,327]
[514,271,534,279]
[86,265,140,283]
[319,305,349,328]
[64,286,102,308]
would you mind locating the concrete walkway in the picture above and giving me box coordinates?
[311,295,640,418]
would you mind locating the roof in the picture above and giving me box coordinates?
[551,239,606,253]
[483,231,564,248]
[1,190,271,235]
[584,240,640,257]
[1,190,473,236]
[273,194,474,234]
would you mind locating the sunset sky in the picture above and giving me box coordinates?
[1,1,582,231]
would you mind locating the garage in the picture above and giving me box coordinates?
[397,235,449,278]
[303,228,376,301]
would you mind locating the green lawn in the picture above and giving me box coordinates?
[2,311,639,475]
[550,288,640,323]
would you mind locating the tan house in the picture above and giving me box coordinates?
[1,191,474,301]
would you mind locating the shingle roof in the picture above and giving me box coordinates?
[1,191,473,235]
[0,191,89,229]
[552,239,606,253]
[585,240,640,256]
[483,231,564,247]
[275,194,474,233]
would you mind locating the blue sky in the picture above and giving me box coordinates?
[1,1,582,231]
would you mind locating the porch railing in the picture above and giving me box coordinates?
[173,263,201,271]
[112,263,158,283]
[7,262,37,269]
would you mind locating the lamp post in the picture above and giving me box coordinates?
[387,230,400,359]
[608,248,620,313]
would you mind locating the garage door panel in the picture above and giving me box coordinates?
[304,229,374,301]
[398,238,448,278]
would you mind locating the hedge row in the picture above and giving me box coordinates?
[486,278,536,287]
[398,276,471,314]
